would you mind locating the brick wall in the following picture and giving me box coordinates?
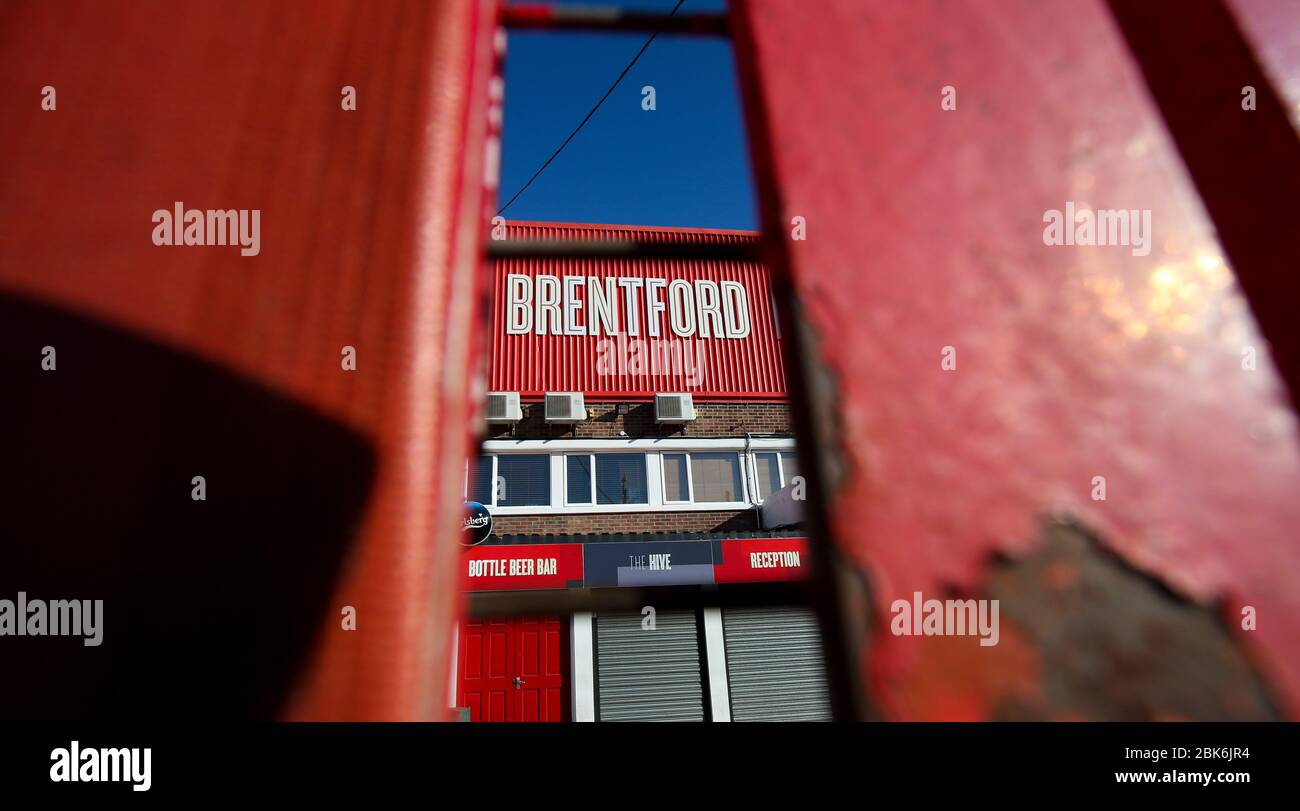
[490,509,759,536]
[485,401,790,440]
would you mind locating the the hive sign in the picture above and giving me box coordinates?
[504,274,751,339]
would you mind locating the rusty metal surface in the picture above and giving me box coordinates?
[0,0,498,719]
[885,522,1279,721]
[735,0,1300,718]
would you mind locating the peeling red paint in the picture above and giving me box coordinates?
[736,0,1300,717]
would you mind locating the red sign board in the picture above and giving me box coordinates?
[462,544,584,591]
[491,222,787,400]
[713,537,811,584]
[463,537,810,591]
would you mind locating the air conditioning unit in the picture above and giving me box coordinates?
[545,392,586,423]
[654,393,696,423]
[484,391,523,423]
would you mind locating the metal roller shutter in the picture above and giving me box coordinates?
[595,610,705,721]
[723,607,832,721]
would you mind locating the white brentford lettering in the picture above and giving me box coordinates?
[505,274,751,339]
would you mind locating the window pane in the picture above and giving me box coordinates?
[497,454,550,506]
[780,452,799,488]
[691,452,742,502]
[469,455,494,504]
[567,455,592,504]
[595,453,648,505]
[755,452,781,500]
[663,453,689,502]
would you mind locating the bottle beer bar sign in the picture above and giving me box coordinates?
[462,544,585,591]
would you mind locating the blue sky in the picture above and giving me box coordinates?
[499,0,757,230]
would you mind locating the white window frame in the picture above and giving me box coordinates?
[473,438,795,515]
[464,455,498,506]
[593,452,652,508]
[563,452,595,506]
[660,452,693,505]
[778,450,799,492]
[751,449,797,504]
[563,451,651,508]
[476,451,553,509]
[661,450,748,508]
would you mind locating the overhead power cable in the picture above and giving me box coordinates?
[496,0,687,216]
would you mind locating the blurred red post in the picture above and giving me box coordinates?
[0,0,499,719]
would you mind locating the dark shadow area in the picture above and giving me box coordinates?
[707,512,759,533]
[0,292,375,719]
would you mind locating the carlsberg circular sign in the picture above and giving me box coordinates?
[462,501,492,546]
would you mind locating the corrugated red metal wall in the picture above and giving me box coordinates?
[490,221,786,399]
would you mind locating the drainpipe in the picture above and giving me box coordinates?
[745,431,763,530]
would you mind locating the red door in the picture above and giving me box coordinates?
[458,616,568,721]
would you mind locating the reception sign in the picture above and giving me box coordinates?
[713,537,810,583]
